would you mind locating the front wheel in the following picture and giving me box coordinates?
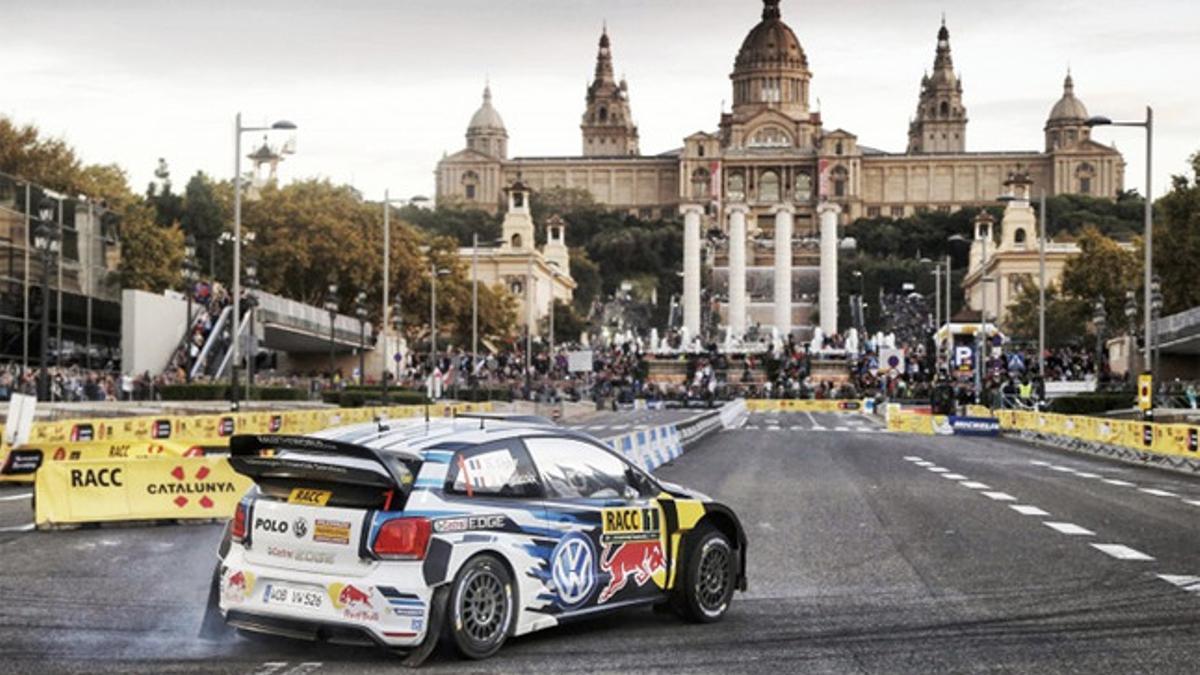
[674,525,735,623]
[444,554,515,660]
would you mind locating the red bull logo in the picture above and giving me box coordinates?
[598,541,665,603]
[339,584,372,609]
[330,583,379,622]
[223,570,254,602]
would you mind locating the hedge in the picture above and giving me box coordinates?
[158,384,308,401]
[1046,392,1135,415]
[320,388,430,407]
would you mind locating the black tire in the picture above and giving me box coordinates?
[674,524,735,623]
[444,553,515,660]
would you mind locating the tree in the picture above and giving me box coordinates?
[0,117,82,193]
[546,299,588,345]
[398,203,500,246]
[117,203,185,292]
[1154,151,1200,314]
[180,172,228,278]
[568,247,601,312]
[1003,282,1090,348]
[1059,225,1140,321]
[146,158,184,227]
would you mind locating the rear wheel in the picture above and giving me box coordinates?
[444,554,514,660]
[674,525,735,623]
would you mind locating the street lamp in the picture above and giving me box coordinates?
[34,197,60,402]
[384,299,403,403]
[243,258,260,399]
[182,234,198,383]
[324,283,339,387]
[1124,290,1138,376]
[1151,275,1163,396]
[1087,107,1152,388]
[548,261,564,375]
[1092,296,1107,379]
[232,114,296,409]
[850,270,865,337]
[429,265,451,399]
[355,291,368,387]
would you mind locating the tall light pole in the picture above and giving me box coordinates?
[355,291,368,387]
[429,265,451,398]
[34,197,59,402]
[1092,297,1107,378]
[1038,190,1047,377]
[931,263,942,335]
[232,113,296,408]
[381,190,404,389]
[548,261,563,376]
[974,212,995,405]
[182,234,198,383]
[472,232,479,377]
[243,257,260,400]
[526,254,534,394]
[324,283,339,386]
[1087,108,1152,384]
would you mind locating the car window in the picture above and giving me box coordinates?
[524,437,635,500]
[443,440,541,498]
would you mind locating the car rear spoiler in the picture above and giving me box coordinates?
[228,434,413,491]
[452,412,557,427]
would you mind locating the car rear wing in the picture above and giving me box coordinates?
[228,434,415,493]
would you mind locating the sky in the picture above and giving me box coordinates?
[2,0,1197,203]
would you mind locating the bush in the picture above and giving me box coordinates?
[320,388,430,407]
[1047,392,1135,415]
[159,384,308,401]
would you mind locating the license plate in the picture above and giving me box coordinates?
[262,583,326,611]
[288,488,332,506]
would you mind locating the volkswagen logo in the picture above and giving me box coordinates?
[550,532,596,609]
[293,517,309,539]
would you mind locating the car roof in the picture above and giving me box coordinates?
[310,417,593,458]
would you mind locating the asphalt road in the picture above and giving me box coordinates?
[3,410,1200,673]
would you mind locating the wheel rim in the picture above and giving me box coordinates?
[696,540,731,613]
[459,567,508,644]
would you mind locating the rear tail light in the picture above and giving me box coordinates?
[372,517,432,560]
[231,502,248,543]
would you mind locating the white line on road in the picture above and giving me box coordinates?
[1102,479,1136,487]
[915,461,934,467]
[903,456,923,461]
[0,523,35,533]
[835,426,850,431]
[941,473,968,480]
[745,425,760,430]
[961,481,991,489]
[1049,465,1078,473]
[1043,522,1095,536]
[1075,472,1101,479]
[1091,544,1154,561]
[0,493,32,502]
[928,467,949,473]
[1030,460,1051,466]
[1139,488,1180,498]
[1159,575,1200,593]
[1010,505,1050,516]
[1184,500,1200,508]
[982,491,1017,501]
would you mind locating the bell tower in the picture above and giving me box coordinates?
[907,18,968,153]
[581,26,640,156]
[501,178,534,251]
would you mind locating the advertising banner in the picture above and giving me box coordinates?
[947,416,1001,436]
[35,456,253,526]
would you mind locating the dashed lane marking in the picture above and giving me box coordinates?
[1010,505,1050,516]
[982,491,1017,501]
[1050,465,1078,473]
[1043,521,1095,536]
[903,456,923,461]
[1185,500,1200,508]
[915,461,934,467]
[928,467,950,473]
[1091,544,1154,561]
[1159,575,1200,593]
[1102,479,1137,487]
[1075,472,1101,479]
[960,481,991,489]
[941,473,968,480]
[0,524,34,533]
[1139,488,1180,498]
[1030,460,1051,466]
[0,492,32,502]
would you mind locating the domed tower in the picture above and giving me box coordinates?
[1045,72,1091,151]
[906,18,967,154]
[729,0,811,122]
[581,27,640,156]
[466,84,508,159]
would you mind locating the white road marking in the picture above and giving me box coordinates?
[1049,465,1077,473]
[941,473,968,480]
[0,523,34,533]
[1075,472,1101,479]
[982,491,1017,501]
[1184,500,1200,508]
[1102,479,1136,487]
[1158,575,1200,593]
[252,664,289,675]
[0,492,32,502]
[1091,544,1154,561]
[1010,505,1050,516]
[282,664,324,675]
[915,461,934,467]
[1043,522,1095,536]
[1139,488,1180,498]
[903,456,923,461]
[792,425,806,431]
[1030,460,1051,466]
[928,467,950,473]
[961,481,991,489]
[745,425,760,430]
[835,426,850,431]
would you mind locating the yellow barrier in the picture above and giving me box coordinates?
[995,409,1200,460]
[746,399,867,413]
[34,455,254,526]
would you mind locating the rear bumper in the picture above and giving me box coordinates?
[226,609,403,650]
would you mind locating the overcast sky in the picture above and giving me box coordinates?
[2,0,1196,203]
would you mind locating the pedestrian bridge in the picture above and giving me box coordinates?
[1155,306,1200,355]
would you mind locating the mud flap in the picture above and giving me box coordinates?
[400,584,449,668]
[198,564,231,640]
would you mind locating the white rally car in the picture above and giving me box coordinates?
[212,416,747,664]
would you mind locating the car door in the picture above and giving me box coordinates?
[523,436,669,613]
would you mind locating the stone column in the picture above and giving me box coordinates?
[772,204,794,339]
[727,203,749,341]
[681,204,703,338]
[818,201,841,336]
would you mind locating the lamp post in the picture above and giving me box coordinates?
[1151,276,1163,397]
[1092,296,1107,379]
[1087,107,1152,382]
[355,291,368,387]
[34,197,60,402]
[1124,289,1138,374]
[232,113,296,408]
[381,190,405,387]
[429,265,451,399]
[243,257,260,399]
[548,261,564,377]
[1038,190,1047,377]
[182,234,198,382]
[384,299,403,403]
[324,284,339,387]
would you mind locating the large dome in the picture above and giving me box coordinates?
[734,0,807,72]
[1048,74,1088,123]
[468,85,505,131]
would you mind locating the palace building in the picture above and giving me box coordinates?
[435,0,1124,342]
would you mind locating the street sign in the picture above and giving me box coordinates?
[1138,373,1153,411]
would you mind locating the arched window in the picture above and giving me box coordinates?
[1076,163,1096,195]
[1014,228,1027,248]
[691,167,711,200]
[697,144,705,158]
[759,171,780,203]
[511,233,523,248]
[794,173,812,202]
[462,171,479,201]
[939,101,950,117]
[748,126,792,148]
[831,166,849,198]
[727,172,745,202]
[835,140,844,156]
[598,106,608,122]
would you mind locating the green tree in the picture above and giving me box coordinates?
[398,203,500,246]
[118,203,185,292]
[1059,225,1140,321]
[1155,152,1200,314]
[568,247,601,312]
[546,299,588,345]
[146,158,184,227]
[1003,282,1089,347]
[0,117,82,193]
[180,172,227,277]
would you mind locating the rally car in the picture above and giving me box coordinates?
[212,415,747,664]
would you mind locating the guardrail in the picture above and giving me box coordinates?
[995,409,1200,473]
